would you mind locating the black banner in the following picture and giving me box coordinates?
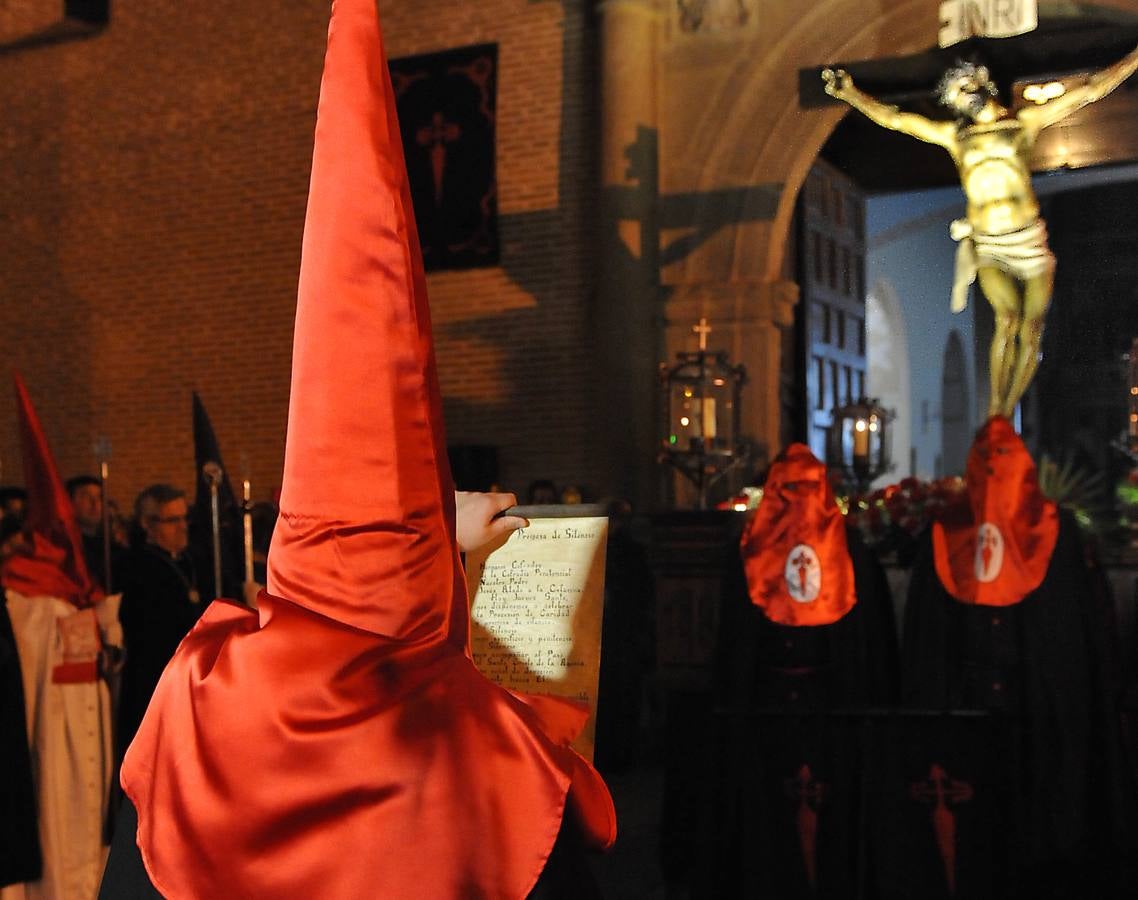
[390,43,499,271]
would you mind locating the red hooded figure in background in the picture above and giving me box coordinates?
[739,443,857,627]
[706,443,897,896]
[3,374,121,899]
[898,416,1137,896]
[113,3,614,897]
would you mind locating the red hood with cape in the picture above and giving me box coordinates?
[932,416,1059,606]
[1,374,101,611]
[739,443,855,627]
[120,3,614,897]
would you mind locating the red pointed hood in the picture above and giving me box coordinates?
[1,373,100,608]
[266,0,462,642]
[739,443,855,627]
[933,416,1059,606]
[120,10,614,897]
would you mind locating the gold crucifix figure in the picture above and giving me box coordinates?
[822,43,1138,418]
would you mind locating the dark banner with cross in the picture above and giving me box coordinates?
[390,43,499,272]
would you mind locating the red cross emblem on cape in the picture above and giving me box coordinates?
[784,764,827,890]
[933,416,1058,607]
[740,444,855,627]
[910,764,974,897]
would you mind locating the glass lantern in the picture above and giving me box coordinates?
[827,397,892,493]
[659,347,747,509]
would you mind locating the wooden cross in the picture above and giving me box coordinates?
[693,317,712,351]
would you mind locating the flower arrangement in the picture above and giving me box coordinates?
[843,476,966,565]
[718,453,1115,566]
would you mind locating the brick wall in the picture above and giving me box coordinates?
[0,0,602,515]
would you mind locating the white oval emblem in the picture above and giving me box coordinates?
[974,523,1004,583]
[785,544,821,603]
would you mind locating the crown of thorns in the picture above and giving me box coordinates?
[936,61,997,104]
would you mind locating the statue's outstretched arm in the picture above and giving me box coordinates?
[822,68,955,151]
[1024,41,1138,130]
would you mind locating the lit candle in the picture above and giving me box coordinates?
[242,479,254,584]
[853,418,869,460]
[702,397,717,440]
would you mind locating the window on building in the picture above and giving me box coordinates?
[827,239,837,289]
[812,232,823,284]
[837,310,846,349]
[841,247,852,295]
[821,304,832,344]
[815,357,826,410]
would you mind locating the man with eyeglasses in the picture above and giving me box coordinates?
[115,484,205,764]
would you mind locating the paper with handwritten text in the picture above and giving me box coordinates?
[466,516,608,760]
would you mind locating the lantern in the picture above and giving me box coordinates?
[827,397,892,492]
[659,319,748,508]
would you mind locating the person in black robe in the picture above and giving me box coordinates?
[116,484,206,761]
[187,392,246,604]
[884,419,1138,900]
[0,587,41,889]
[890,511,1138,899]
[695,445,898,899]
[698,529,898,899]
[594,499,655,774]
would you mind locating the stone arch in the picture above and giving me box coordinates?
[673,0,1138,286]
[866,276,912,477]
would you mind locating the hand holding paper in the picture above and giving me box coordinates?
[455,491,529,553]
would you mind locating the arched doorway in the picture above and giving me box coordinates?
[655,0,1138,458]
[866,277,912,479]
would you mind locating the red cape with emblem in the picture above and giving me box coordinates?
[1,374,101,612]
[119,3,614,898]
[932,416,1059,607]
[739,443,855,627]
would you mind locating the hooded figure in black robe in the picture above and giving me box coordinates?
[883,418,1138,900]
[700,445,898,899]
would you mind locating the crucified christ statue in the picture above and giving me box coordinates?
[823,45,1138,418]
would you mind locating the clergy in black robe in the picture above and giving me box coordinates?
[116,487,205,761]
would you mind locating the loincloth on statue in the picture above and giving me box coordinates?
[949,218,1056,313]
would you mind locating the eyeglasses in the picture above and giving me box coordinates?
[151,514,189,525]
